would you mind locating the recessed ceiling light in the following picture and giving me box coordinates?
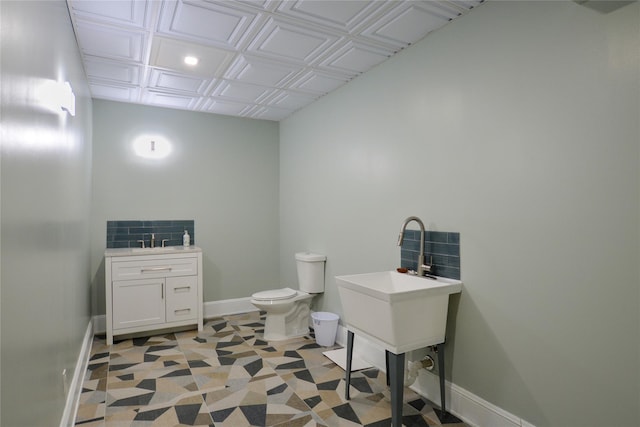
[184,56,199,66]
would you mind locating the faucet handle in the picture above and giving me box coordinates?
[421,256,434,274]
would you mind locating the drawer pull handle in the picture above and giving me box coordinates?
[174,308,191,315]
[141,266,172,273]
[174,286,191,292]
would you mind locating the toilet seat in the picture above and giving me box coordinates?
[252,287,297,301]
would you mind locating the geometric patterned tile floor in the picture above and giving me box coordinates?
[75,311,468,427]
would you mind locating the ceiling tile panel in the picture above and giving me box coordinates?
[157,0,260,50]
[449,1,485,12]
[143,90,200,109]
[265,90,318,111]
[84,57,142,85]
[236,0,280,12]
[90,83,140,103]
[75,20,146,62]
[319,40,394,75]
[246,105,293,121]
[246,17,341,65]
[360,1,461,48]
[67,0,485,120]
[275,0,389,33]
[427,1,474,15]
[226,55,303,88]
[288,69,351,95]
[150,37,236,77]
[148,69,212,94]
[67,0,149,29]
[202,99,253,116]
[213,80,274,104]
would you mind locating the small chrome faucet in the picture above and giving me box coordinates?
[150,233,156,248]
[397,216,433,277]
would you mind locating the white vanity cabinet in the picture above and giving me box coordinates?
[105,247,203,345]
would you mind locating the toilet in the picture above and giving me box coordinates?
[251,252,326,341]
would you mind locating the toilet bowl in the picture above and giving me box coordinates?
[251,252,326,341]
[251,288,313,341]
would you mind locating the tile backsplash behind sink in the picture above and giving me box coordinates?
[400,230,460,280]
[106,220,194,249]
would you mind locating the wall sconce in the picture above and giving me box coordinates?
[133,135,171,159]
[37,80,75,116]
[60,82,76,116]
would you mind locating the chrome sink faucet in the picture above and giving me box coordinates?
[397,216,433,277]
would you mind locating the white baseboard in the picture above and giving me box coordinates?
[334,324,535,427]
[60,319,94,427]
[203,297,256,319]
[93,314,106,334]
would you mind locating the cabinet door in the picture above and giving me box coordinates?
[165,276,198,322]
[113,278,165,329]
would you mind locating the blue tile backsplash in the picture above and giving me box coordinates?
[400,230,460,279]
[107,220,195,249]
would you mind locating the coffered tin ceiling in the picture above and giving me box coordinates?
[67,0,484,121]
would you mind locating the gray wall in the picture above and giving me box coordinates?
[0,1,93,425]
[279,1,639,427]
[90,100,280,314]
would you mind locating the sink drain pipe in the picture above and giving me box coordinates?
[404,355,434,386]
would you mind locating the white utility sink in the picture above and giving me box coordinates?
[336,271,462,354]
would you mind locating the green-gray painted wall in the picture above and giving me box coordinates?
[90,100,280,314]
[0,1,93,425]
[279,1,639,426]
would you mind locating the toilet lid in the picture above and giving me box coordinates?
[252,287,297,301]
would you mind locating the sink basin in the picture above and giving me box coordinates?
[129,246,180,254]
[336,271,462,354]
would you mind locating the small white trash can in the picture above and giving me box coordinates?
[311,312,339,347]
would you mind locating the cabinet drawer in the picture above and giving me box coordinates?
[112,257,197,281]
[166,276,198,322]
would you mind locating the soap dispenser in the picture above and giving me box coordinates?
[183,230,190,247]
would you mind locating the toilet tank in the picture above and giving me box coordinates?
[296,252,326,294]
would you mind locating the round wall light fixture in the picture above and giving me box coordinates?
[133,135,171,159]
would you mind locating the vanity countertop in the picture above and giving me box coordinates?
[105,246,202,257]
